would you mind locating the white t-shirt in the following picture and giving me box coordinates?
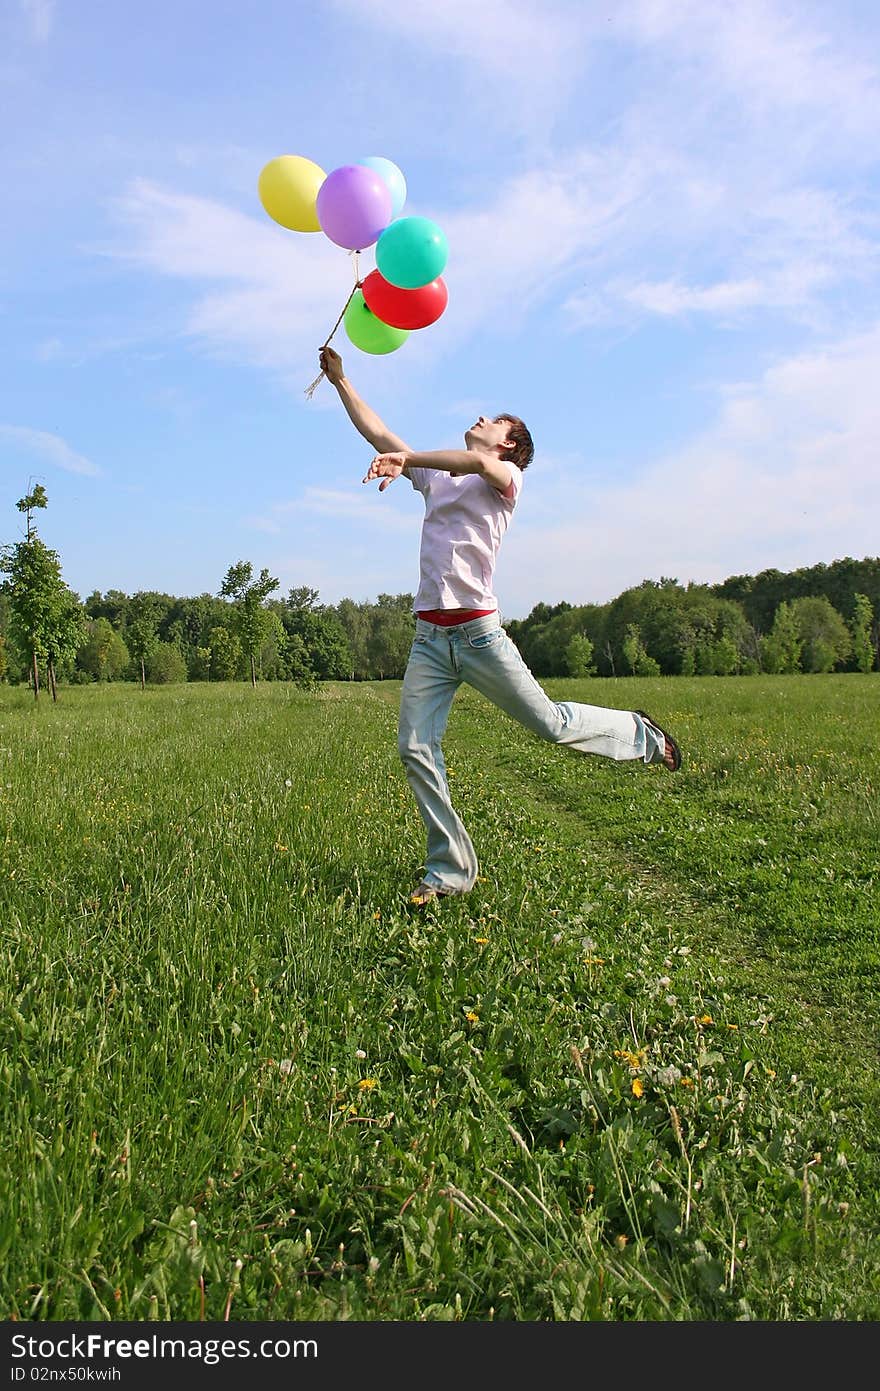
[406,463,524,612]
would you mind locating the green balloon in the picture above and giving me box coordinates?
[344,290,409,354]
[376,216,448,289]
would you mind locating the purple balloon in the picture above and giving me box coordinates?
[316,165,393,250]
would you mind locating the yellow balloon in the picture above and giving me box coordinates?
[258,155,326,232]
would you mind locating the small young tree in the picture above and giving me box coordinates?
[761,601,802,674]
[564,632,596,677]
[220,562,280,687]
[0,487,84,701]
[622,622,660,677]
[126,592,162,690]
[850,593,876,673]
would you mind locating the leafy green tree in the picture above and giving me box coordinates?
[77,618,130,681]
[367,594,415,679]
[850,593,876,673]
[622,622,660,676]
[761,601,802,674]
[519,605,604,677]
[253,610,286,681]
[564,633,596,677]
[277,588,351,680]
[206,625,241,682]
[126,592,162,690]
[285,632,317,690]
[712,634,740,676]
[334,597,372,680]
[190,646,212,682]
[220,561,280,687]
[85,588,130,630]
[145,642,187,684]
[1,487,84,700]
[789,596,851,673]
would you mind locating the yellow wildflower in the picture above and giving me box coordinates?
[614,1048,648,1071]
[358,1078,378,1090]
[632,1078,644,1098]
[465,1011,479,1023]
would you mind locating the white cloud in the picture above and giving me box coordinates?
[104,179,363,375]
[0,425,100,477]
[619,0,880,137]
[623,277,766,318]
[20,0,54,44]
[495,323,880,614]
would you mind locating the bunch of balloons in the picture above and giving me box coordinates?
[257,153,449,372]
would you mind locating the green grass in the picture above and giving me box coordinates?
[1,674,878,1321]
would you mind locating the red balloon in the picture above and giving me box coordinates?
[361,268,448,330]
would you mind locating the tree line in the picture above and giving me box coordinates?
[505,559,879,678]
[1,488,877,698]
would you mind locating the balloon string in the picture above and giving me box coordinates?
[304,251,362,398]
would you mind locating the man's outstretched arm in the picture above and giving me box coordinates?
[320,346,412,454]
[363,449,512,495]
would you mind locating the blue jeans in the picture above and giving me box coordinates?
[397,613,665,893]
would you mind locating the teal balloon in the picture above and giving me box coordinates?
[344,290,409,355]
[376,216,448,289]
[357,156,407,217]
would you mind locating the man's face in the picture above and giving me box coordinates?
[465,416,512,453]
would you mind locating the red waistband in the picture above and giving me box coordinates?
[416,608,497,627]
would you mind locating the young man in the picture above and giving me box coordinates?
[319,344,681,906]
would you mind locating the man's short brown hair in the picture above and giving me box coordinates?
[495,414,534,471]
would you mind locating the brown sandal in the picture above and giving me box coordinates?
[636,709,682,771]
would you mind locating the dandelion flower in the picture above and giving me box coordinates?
[465,1011,479,1023]
[358,1078,378,1090]
[632,1078,644,1098]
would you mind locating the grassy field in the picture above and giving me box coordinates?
[1,673,878,1321]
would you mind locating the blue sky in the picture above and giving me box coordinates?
[2,0,879,619]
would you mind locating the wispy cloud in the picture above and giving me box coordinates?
[96,0,880,381]
[497,322,880,612]
[619,0,880,137]
[102,179,360,375]
[0,425,100,477]
[246,486,415,536]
